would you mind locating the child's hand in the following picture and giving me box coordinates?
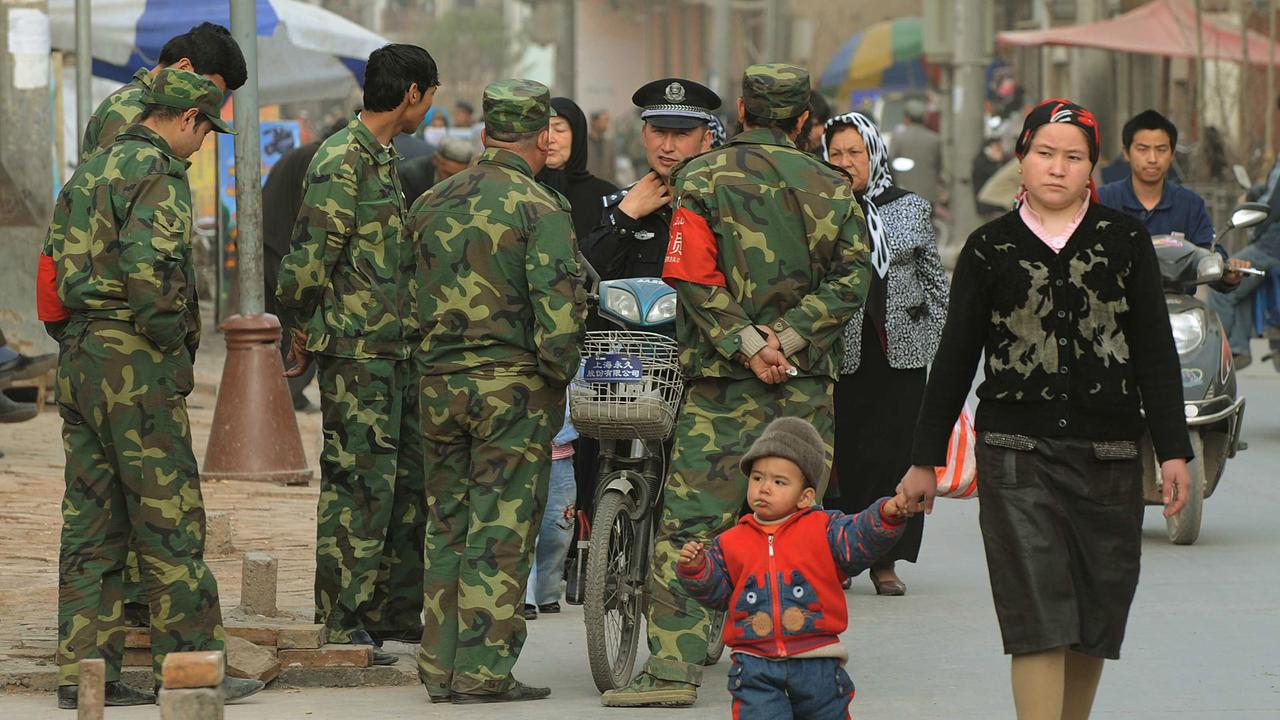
[678,541,706,567]
[883,493,913,521]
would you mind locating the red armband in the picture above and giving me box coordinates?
[36,254,69,322]
[662,207,726,288]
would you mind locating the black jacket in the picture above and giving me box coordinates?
[911,204,1192,466]
[582,179,671,280]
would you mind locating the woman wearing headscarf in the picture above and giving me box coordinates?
[525,96,616,621]
[822,112,948,596]
[897,99,1192,719]
[537,97,618,241]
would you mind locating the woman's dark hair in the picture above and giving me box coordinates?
[743,110,804,134]
[1121,109,1178,150]
[822,119,859,156]
[363,44,440,112]
[158,23,247,91]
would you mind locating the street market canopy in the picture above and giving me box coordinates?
[998,0,1277,65]
[48,0,389,104]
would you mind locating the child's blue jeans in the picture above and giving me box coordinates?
[727,653,854,720]
[526,458,577,606]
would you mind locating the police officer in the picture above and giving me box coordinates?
[409,79,586,704]
[38,69,262,709]
[602,64,870,708]
[582,78,721,281]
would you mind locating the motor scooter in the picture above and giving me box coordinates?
[1141,202,1269,544]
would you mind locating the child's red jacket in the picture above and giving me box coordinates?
[677,502,903,658]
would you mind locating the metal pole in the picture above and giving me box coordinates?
[763,0,780,61]
[710,0,733,111]
[1242,0,1250,165]
[231,0,263,315]
[556,0,576,96]
[1268,0,1275,161]
[75,0,91,156]
[950,0,985,244]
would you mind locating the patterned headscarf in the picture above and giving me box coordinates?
[709,115,727,148]
[1015,97,1101,204]
[823,111,892,278]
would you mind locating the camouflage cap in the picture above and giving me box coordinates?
[483,79,553,134]
[741,63,811,120]
[145,68,236,135]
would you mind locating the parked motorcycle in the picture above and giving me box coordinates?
[569,259,725,690]
[1141,202,1269,544]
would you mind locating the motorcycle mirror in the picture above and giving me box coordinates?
[1228,202,1270,230]
[1232,163,1251,191]
[891,157,916,173]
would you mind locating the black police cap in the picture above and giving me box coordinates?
[632,78,722,130]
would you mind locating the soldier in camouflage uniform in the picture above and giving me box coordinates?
[275,45,439,663]
[80,22,246,164]
[409,79,586,704]
[601,64,871,708]
[36,69,262,709]
[75,23,246,626]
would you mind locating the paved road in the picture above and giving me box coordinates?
[4,350,1279,719]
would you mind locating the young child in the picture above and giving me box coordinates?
[677,417,910,719]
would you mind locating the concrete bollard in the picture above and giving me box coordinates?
[76,658,105,720]
[239,552,278,616]
[206,511,235,556]
[160,650,225,720]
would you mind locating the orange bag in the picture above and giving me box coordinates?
[934,404,977,499]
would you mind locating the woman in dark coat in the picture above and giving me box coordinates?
[896,99,1193,719]
[537,97,618,241]
[823,112,948,596]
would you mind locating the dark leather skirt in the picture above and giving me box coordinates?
[974,432,1144,660]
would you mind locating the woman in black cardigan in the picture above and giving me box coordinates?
[896,99,1193,719]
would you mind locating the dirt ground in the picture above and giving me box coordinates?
[0,327,327,675]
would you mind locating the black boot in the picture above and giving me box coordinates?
[349,629,399,666]
[57,681,156,709]
[222,675,266,703]
[452,679,550,704]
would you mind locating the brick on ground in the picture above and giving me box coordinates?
[225,635,279,684]
[161,650,224,690]
[275,624,324,650]
[278,644,371,669]
[158,687,223,720]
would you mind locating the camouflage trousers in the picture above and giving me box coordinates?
[642,375,833,685]
[416,372,562,696]
[54,320,225,685]
[313,355,425,643]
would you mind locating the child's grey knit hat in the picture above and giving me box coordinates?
[739,417,827,488]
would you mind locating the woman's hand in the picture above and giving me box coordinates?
[895,465,938,515]
[1160,458,1191,518]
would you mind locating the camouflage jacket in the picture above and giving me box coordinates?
[662,127,870,381]
[275,117,411,360]
[407,147,586,385]
[43,124,200,357]
[80,68,153,165]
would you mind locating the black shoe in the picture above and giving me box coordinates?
[537,602,561,614]
[222,675,266,703]
[522,604,538,620]
[367,627,423,645]
[57,681,156,709]
[349,629,399,666]
[452,680,550,704]
[0,351,56,384]
[0,392,37,423]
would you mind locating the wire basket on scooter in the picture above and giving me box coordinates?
[570,331,683,441]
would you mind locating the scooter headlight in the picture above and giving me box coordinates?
[603,286,641,323]
[645,294,678,324]
[1169,309,1206,355]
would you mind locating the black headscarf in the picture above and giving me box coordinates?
[538,97,618,239]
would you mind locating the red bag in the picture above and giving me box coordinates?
[934,404,977,499]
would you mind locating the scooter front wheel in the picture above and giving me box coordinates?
[1166,433,1206,545]
[583,489,648,692]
